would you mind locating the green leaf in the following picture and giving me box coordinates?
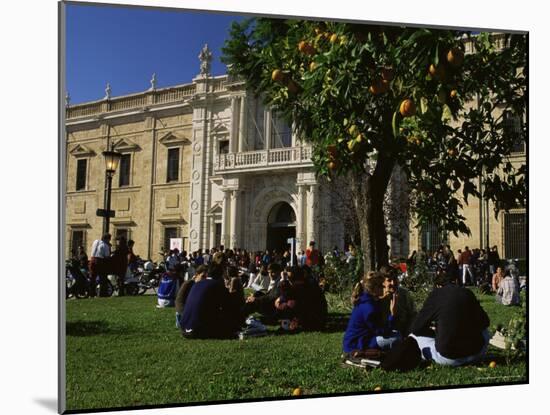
[442,104,452,122]
[420,97,428,115]
[434,43,439,66]
[392,111,401,138]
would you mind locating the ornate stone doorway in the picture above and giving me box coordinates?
[266,202,296,252]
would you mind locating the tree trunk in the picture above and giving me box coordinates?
[349,154,395,272]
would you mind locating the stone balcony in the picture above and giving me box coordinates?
[65,76,230,120]
[214,146,314,173]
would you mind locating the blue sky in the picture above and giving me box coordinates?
[66,3,245,104]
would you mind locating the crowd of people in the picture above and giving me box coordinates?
[69,233,139,297]
[154,242,329,339]
[71,235,524,370]
[406,244,507,288]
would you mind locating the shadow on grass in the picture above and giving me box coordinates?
[66,320,111,336]
[322,312,350,333]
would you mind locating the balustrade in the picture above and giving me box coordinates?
[215,146,313,171]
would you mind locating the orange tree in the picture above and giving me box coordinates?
[222,20,526,271]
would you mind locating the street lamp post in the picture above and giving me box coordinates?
[101,143,122,235]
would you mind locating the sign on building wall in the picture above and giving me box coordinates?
[170,238,183,252]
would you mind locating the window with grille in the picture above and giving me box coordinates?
[164,227,179,251]
[504,212,526,259]
[118,154,131,187]
[218,140,229,154]
[115,228,129,244]
[504,111,525,154]
[76,159,87,191]
[419,222,447,256]
[271,112,292,148]
[167,148,180,182]
[70,230,85,257]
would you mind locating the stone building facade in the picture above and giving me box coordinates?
[64,48,344,260]
[64,39,526,262]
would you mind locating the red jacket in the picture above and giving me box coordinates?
[306,248,319,267]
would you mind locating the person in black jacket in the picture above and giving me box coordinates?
[180,275,233,339]
[409,272,490,366]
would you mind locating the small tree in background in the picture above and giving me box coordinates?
[223,20,526,271]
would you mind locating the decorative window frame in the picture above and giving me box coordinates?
[69,144,96,192]
[159,132,191,183]
[111,138,141,188]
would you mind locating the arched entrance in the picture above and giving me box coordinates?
[266,202,296,252]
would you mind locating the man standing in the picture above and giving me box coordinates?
[305,241,319,267]
[111,237,129,296]
[487,245,500,276]
[409,273,490,366]
[89,233,111,297]
[459,246,473,286]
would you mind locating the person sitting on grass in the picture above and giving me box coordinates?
[275,266,328,333]
[492,266,505,293]
[409,272,490,366]
[247,265,270,292]
[379,265,417,336]
[342,271,401,355]
[180,268,235,339]
[226,277,246,333]
[157,267,179,308]
[175,265,208,330]
[243,263,282,323]
[496,269,520,306]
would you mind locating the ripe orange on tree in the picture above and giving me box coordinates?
[399,99,416,117]
[447,47,464,67]
[272,69,285,84]
[298,40,315,56]
[330,33,339,44]
[450,89,458,99]
[369,79,389,95]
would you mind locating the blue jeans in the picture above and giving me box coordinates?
[410,329,490,366]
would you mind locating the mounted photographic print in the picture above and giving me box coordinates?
[59,0,528,413]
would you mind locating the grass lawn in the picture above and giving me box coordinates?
[64,289,527,411]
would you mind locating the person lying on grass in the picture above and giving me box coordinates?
[342,271,401,355]
[409,272,490,366]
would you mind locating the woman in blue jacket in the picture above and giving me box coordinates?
[343,271,401,353]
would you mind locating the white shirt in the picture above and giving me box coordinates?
[91,239,110,258]
[167,255,179,271]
